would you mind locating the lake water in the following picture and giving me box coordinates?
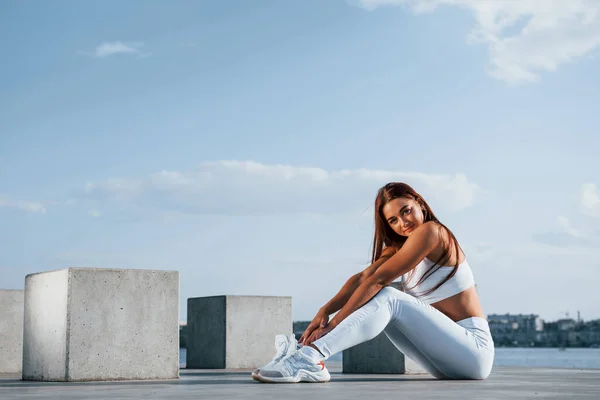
[179,348,600,370]
[491,348,600,369]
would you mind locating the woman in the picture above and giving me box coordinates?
[254,182,494,383]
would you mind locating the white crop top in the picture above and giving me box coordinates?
[393,257,475,304]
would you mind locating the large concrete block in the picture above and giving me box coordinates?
[342,332,427,374]
[186,295,292,369]
[22,268,179,382]
[0,289,24,373]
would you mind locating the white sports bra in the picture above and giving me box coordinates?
[393,257,475,304]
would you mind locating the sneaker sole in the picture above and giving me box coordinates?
[256,369,331,384]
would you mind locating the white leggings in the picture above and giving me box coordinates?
[312,286,495,380]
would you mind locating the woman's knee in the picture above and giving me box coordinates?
[375,286,417,304]
[372,287,396,306]
[376,286,396,298]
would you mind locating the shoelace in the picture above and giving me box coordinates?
[278,351,317,376]
[270,346,288,363]
[269,338,298,365]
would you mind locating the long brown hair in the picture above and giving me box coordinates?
[371,182,462,297]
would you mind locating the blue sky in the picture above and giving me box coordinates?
[2,0,600,322]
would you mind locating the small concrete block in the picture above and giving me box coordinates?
[186,295,292,369]
[342,332,426,374]
[22,268,179,382]
[0,289,24,373]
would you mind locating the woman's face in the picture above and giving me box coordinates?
[382,197,425,237]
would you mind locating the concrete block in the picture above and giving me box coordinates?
[0,289,24,373]
[22,268,179,381]
[186,295,292,369]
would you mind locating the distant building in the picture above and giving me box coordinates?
[487,313,544,346]
[556,318,577,331]
[566,330,600,347]
[486,314,600,348]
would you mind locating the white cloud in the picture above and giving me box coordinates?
[557,216,583,238]
[532,215,595,248]
[580,183,600,218]
[89,41,147,58]
[355,0,600,84]
[0,196,46,213]
[80,160,481,216]
[532,186,600,247]
[88,209,102,218]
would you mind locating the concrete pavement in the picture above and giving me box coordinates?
[1,361,599,399]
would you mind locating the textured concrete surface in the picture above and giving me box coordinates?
[343,331,426,374]
[23,268,179,382]
[1,363,599,399]
[0,290,24,374]
[187,295,292,369]
[22,270,69,380]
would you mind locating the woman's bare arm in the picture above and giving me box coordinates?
[298,247,395,343]
[319,246,396,315]
[325,222,440,331]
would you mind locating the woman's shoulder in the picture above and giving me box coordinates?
[422,220,443,231]
[419,221,453,240]
[411,221,444,241]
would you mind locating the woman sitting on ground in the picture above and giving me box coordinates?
[253,182,495,383]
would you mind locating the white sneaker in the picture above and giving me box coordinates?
[251,334,298,381]
[256,349,330,383]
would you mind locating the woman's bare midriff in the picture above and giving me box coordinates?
[425,245,486,322]
[431,286,486,322]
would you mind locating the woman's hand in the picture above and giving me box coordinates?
[303,324,334,346]
[299,310,329,345]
